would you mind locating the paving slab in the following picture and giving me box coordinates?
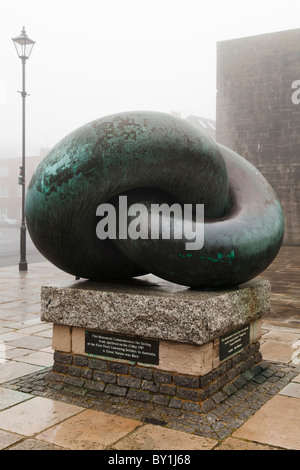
[233,395,300,450]
[0,387,33,411]
[0,331,25,342]
[14,351,54,367]
[113,423,217,450]
[0,429,23,450]
[0,361,43,384]
[262,330,300,343]
[0,327,14,334]
[36,409,142,450]
[7,438,66,450]
[279,382,300,398]
[34,328,53,338]
[0,396,84,436]
[7,334,52,350]
[0,342,15,353]
[0,347,36,360]
[214,436,282,450]
[17,324,52,335]
[260,341,295,363]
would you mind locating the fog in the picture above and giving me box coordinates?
[1,0,299,157]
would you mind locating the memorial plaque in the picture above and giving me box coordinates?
[85,330,159,365]
[219,324,250,361]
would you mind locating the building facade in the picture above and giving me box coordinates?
[216,28,300,245]
[0,154,44,221]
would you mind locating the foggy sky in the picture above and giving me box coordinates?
[1,0,299,157]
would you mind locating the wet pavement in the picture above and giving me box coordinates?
[0,246,299,450]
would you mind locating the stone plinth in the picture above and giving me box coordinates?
[41,276,270,346]
[41,275,270,410]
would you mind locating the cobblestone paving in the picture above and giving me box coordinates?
[3,360,299,441]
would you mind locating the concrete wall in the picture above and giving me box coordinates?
[216,28,300,245]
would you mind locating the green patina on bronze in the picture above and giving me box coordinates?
[26,111,284,288]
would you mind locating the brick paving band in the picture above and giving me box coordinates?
[3,355,299,441]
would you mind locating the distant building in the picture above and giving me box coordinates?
[216,28,300,245]
[0,150,47,220]
[185,115,216,140]
[171,112,216,140]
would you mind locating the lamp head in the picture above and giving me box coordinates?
[12,27,35,60]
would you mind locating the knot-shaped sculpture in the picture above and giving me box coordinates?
[26,111,284,288]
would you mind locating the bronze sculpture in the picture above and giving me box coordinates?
[26,111,284,288]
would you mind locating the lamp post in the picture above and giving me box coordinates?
[12,27,35,272]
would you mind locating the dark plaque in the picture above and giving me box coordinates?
[85,331,159,365]
[219,324,250,361]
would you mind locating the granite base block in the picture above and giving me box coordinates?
[41,276,270,345]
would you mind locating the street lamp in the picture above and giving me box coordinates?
[12,27,35,272]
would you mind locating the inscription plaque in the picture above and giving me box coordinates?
[85,330,159,365]
[219,324,250,361]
